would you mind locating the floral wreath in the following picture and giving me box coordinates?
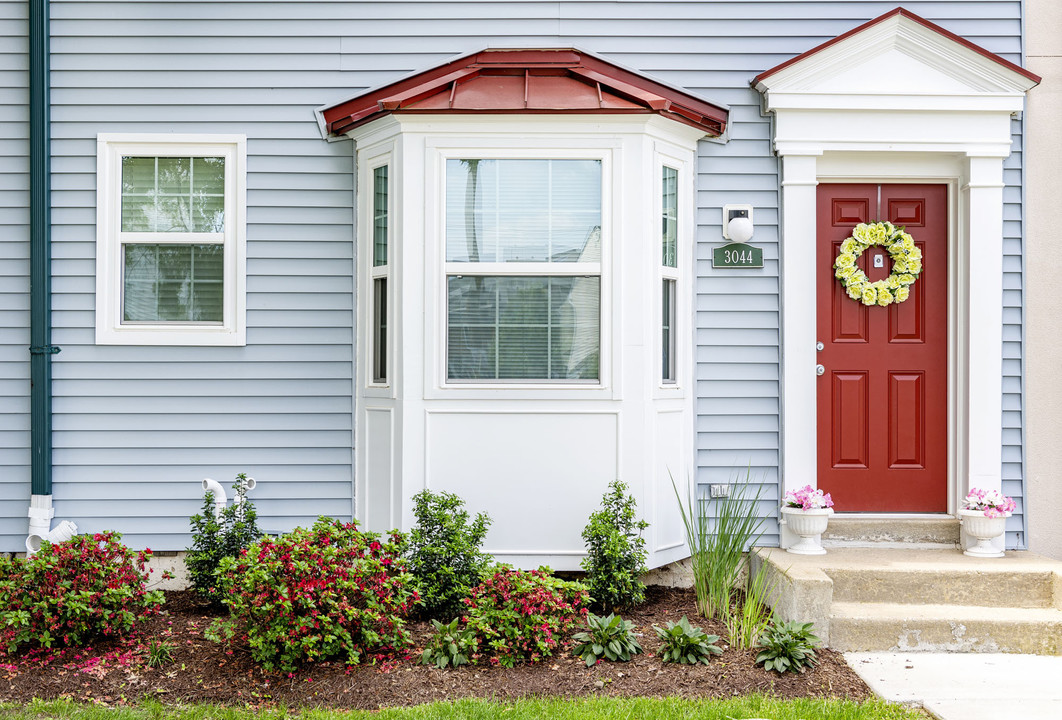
[834,221,922,306]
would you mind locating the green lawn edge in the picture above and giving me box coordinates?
[3,696,925,720]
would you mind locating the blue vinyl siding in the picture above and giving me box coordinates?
[0,0,1027,550]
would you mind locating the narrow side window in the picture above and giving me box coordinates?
[661,166,678,383]
[371,164,389,384]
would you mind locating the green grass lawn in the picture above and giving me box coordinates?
[4,697,926,720]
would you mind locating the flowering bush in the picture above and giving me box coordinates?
[463,567,589,667]
[962,488,1016,518]
[0,532,163,654]
[783,485,834,511]
[209,517,417,672]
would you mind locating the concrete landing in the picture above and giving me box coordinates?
[752,547,1062,653]
[846,652,1062,720]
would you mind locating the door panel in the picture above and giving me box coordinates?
[816,184,948,512]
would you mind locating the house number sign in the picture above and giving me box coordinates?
[712,243,763,268]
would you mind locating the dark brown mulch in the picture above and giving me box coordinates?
[0,587,870,709]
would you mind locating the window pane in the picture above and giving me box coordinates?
[121,156,226,233]
[373,278,387,383]
[447,276,599,381]
[122,244,224,323]
[445,159,601,263]
[662,166,678,268]
[373,166,388,266]
[662,279,676,382]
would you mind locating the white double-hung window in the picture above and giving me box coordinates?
[95,134,246,345]
[444,156,603,382]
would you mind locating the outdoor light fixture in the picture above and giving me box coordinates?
[723,204,754,243]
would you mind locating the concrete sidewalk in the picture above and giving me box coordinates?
[845,652,1062,720]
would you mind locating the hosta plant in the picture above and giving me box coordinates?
[755,619,820,674]
[653,615,723,665]
[580,480,649,612]
[463,566,589,667]
[209,517,417,672]
[421,617,478,669]
[0,532,164,654]
[406,489,492,620]
[571,612,643,666]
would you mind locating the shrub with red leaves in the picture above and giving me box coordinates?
[463,566,589,667]
[0,532,163,654]
[209,517,417,672]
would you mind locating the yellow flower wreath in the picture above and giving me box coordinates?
[833,222,922,306]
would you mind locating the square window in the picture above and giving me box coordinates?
[96,135,246,345]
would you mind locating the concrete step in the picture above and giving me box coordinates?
[830,602,1062,654]
[822,516,959,548]
[828,567,1058,608]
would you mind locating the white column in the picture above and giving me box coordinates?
[779,153,819,549]
[963,154,1006,551]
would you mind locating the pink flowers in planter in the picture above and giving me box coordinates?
[962,488,1016,518]
[783,485,834,511]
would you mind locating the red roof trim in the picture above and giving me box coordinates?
[753,7,1041,86]
[322,48,728,137]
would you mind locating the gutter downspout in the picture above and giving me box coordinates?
[27,0,70,554]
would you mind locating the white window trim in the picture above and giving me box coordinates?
[430,144,614,390]
[367,153,392,388]
[95,133,247,346]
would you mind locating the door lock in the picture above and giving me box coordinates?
[816,341,824,352]
[816,364,825,376]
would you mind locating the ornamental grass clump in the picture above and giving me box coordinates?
[581,480,649,613]
[0,532,164,654]
[209,517,417,673]
[463,566,589,667]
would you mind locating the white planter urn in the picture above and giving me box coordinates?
[959,508,1010,558]
[781,507,834,555]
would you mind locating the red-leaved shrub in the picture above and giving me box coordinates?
[209,517,417,672]
[0,532,163,654]
[463,567,589,667]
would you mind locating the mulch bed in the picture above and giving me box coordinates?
[0,587,871,709]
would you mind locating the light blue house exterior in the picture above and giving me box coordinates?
[0,1,1039,559]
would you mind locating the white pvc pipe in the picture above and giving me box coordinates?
[202,477,227,518]
[27,519,77,554]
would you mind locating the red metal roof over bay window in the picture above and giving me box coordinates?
[321,49,728,137]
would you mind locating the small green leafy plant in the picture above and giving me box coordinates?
[755,619,820,674]
[186,473,261,603]
[463,566,589,667]
[145,638,173,668]
[571,612,643,666]
[0,532,163,654]
[581,480,649,613]
[406,490,492,620]
[209,517,417,672]
[421,617,478,668]
[653,615,723,665]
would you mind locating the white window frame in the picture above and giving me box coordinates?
[368,154,392,387]
[95,133,247,346]
[433,145,612,389]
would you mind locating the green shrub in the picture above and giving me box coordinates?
[0,532,164,654]
[421,617,478,669]
[571,612,643,666]
[464,566,589,667]
[209,517,416,672]
[653,615,723,665]
[755,620,820,674]
[406,490,492,620]
[186,473,262,603]
[581,480,649,613]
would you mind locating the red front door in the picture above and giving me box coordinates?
[816,184,948,512]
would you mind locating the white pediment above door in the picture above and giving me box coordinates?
[755,8,1039,114]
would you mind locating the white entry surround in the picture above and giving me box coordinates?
[347,114,703,570]
[754,10,1039,551]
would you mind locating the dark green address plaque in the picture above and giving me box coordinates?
[712,243,763,268]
